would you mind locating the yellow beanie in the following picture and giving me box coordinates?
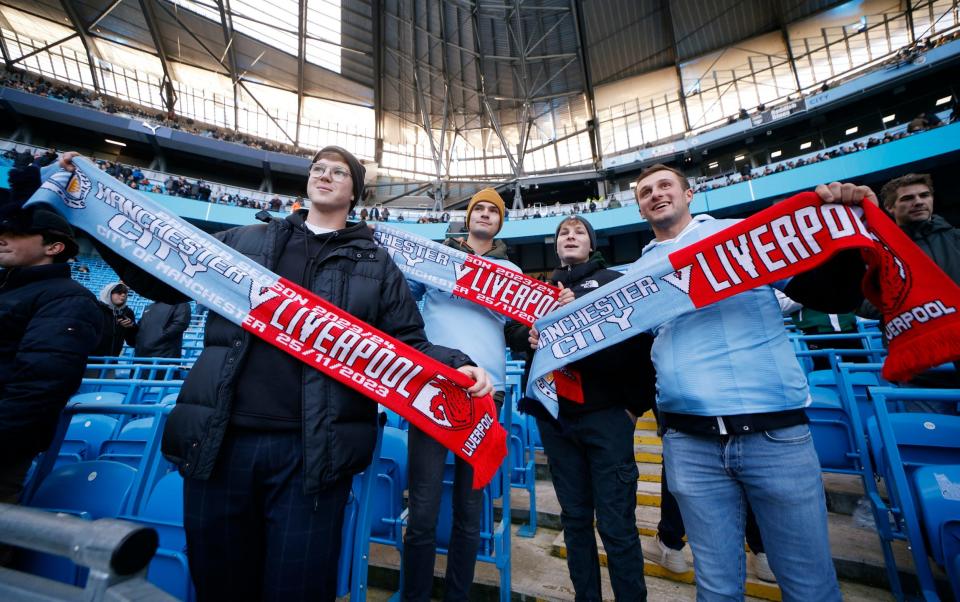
[466,188,506,234]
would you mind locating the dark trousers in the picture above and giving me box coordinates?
[0,455,33,566]
[402,423,484,601]
[183,430,351,602]
[537,407,647,602]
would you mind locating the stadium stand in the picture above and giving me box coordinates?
[4,1,960,600]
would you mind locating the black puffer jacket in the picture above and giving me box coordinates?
[135,302,191,358]
[102,211,473,494]
[0,264,102,459]
[508,255,657,421]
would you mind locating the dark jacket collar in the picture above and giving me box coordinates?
[550,253,607,287]
[901,214,955,238]
[0,263,72,291]
[443,236,510,259]
[282,209,375,244]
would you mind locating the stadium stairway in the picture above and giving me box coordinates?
[361,409,898,601]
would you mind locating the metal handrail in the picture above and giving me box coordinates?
[0,503,176,601]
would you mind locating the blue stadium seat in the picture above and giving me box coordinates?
[863,388,960,601]
[369,426,408,544]
[29,460,138,519]
[61,415,119,462]
[19,461,140,587]
[123,471,195,602]
[805,386,859,473]
[69,391,125,405]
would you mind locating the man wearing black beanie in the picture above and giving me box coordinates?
[49,148,492,601]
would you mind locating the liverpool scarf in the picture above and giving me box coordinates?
[26,157,506,488]
[527,192,960,416]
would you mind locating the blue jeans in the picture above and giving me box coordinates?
[662,424,840,602]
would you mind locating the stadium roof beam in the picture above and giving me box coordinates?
[569,0,599,169]
[661,0,691,133]
[295,0,307,148]
[413,69,448,212]
[88,0,127,32]
[373,0,383,165]
[215,0,240,131]
[138,0,178,115]
[57,0,102,92]
[471,4,521,199]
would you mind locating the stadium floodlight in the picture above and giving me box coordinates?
[800,141,812,150]
[734,155,745,161]
[708,161,719,169]
[105,139,127,147]
[936,96,952,106]
[771,150,782,158]
[882,114,896,123]
[845,126,859,135]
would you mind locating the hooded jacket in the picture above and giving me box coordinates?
[0,264,102,458]
[98,210,473,494]
[92,282,138,357]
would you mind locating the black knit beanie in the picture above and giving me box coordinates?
[312,146,365,209]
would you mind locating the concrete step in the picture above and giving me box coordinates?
[636,417,658,431]
[502,478,926,593]
[549,530,894,602]
[359,523,893,601]
[636,480,662,507]
[363,523,766,601]
[634,433,662,446]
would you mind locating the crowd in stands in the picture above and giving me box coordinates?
[689,107,958,194]
[0,68,314,158]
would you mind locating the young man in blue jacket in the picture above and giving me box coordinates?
[402,188,516,601]
[632,164,871,600]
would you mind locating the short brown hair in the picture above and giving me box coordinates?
[311,149,347,164]
[634,163,690,193]
[880,173,934,209]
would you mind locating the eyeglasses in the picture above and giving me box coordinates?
[309,163,351,182]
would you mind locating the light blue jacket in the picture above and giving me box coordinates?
[641,216,810,416]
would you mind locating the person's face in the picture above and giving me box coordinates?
[111,290,127,306]
[306,160,353,212]
[556,221,592,266]
[888,183,934,226]
[0,231,59,268]
[468,201,501,238]
[634,170,694,229]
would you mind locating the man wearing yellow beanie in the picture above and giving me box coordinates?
[402,186,515,601]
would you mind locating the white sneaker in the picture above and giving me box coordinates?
[752,552,776,583]
[642,536,689,574]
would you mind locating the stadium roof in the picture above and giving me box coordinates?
[2,0,846,111]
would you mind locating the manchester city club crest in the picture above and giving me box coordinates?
[40,169,91,210]
[409,375,475,430]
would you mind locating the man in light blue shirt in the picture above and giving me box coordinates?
[402,188,517,601]
[634,163,872,601]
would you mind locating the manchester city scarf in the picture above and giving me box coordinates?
[26,157,506,488]
[527,192,960,416]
